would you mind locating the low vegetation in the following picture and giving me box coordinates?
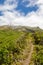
[0,26,43,65]
[30,30,43,65]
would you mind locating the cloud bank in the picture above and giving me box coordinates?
[0,0,43,29]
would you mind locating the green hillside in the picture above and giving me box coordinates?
[0,26,43,65]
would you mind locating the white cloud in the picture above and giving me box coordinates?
[0,0,18,11]
[0,0,43,29]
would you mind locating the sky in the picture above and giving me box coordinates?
[0,0,43,29]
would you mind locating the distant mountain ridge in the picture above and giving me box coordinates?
[0,25,42,32]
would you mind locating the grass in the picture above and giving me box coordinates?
[0,28,26,65]
[0,28,32,65]
[0,29,24,44]
[0,27,43,65]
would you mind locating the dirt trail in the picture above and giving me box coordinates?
[22,42,34,65]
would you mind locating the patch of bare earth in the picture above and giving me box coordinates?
[22,41,34,65]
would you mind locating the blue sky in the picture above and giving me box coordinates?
[0,0,5,5]
[0,0,43,29]
[15,0,38,15]
[0,0,39,16]
[0,11,4,16]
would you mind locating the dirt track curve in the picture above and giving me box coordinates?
[22,43,34,65]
